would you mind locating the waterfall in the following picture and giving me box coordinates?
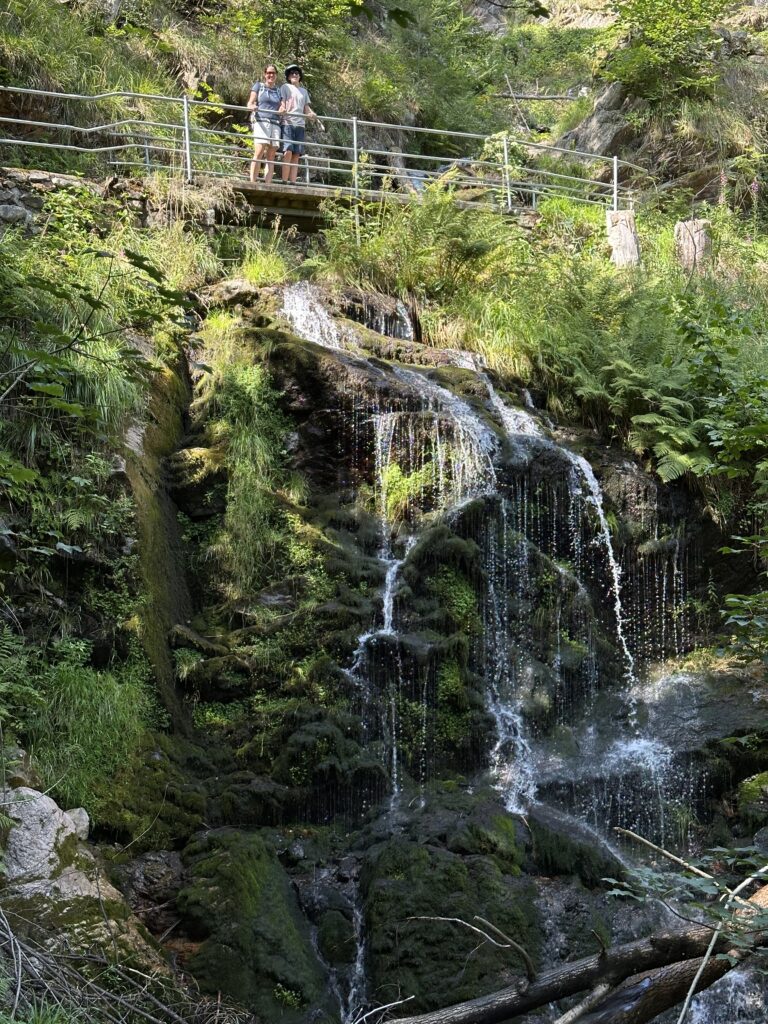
[280,283,698,842]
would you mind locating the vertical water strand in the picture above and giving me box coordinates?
[564,454,637,691]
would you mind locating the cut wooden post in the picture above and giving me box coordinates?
[605,210,640,267]
[674,218,712,272]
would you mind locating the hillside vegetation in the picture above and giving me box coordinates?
[1,0,768,1021]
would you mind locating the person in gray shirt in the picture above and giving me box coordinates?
[278,64,316,184]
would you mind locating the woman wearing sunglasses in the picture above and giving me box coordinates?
[278,64,317,185]
[247,64,282,184]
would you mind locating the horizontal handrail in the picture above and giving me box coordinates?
[0,83,644,212]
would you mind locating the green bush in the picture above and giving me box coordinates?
[605,0,731,99]
[27,640,153,817]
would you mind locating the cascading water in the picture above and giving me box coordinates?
[280,282,697,840]
[275,282,764,1022]
[688,969,767,1024]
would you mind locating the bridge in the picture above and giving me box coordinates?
[0,85,645,224]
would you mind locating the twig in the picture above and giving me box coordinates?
[474,916,536,979]
[676,862,768,1024]
[353,995,415,1023]
[615,828,716,882]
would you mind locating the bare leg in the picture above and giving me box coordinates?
[289,153,300,183]
[250,142,267,183]
[281,150,294,182]
[263,146,277,184]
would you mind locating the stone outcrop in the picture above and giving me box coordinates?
[557,82,638,156]
[0,167,148,235]
[1,787,166,967]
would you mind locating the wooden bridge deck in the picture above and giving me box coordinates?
[232,178,530,228]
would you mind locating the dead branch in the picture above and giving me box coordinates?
[396,882,768,1024]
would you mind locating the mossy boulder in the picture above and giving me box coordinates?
[361,835,539,1013]
[177,830,329,1021]
[738,771,768,827]
[528,804,624,888]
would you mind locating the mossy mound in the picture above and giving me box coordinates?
[528,804,624,888]
[361,832,539,1013]
[177,829,329,1022]
[738,771,768,827]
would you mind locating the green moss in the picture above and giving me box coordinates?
[126,359,192,729]
[382,461,433,523]
[99,733,212,851]
[362,837,539,1013]
[428,566,481,636]
[738,771,768,826]
[177,830,328,1021]
[529,816,621,889]
[317,910,356,966]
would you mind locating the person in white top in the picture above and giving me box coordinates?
[278,64,317,184]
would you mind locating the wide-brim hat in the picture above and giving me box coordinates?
[285,64,303,81]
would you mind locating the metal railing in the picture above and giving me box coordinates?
[0,85,646,212]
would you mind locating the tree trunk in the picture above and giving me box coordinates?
[674,219,712,273]
[606,210,640,267]
[396,884,768,1024]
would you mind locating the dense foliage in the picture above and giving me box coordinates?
[606,0,732,98]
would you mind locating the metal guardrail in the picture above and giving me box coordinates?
[0,85,644,212]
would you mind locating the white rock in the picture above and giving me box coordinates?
[64,806,90,840]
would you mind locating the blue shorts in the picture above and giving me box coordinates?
[282,124,306,156]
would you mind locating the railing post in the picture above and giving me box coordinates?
[352,115,359,199]
[613,154,619,212]
[182,94,193,183]
[143,134,151,174]
[502,134,513,213]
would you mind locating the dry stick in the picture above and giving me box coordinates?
[504,74,530,133]
[0,908,24,1017]
[614,828,716,882]
[615,828,753,909]
[553,981,613,1024]
[354,995,415,1023]
[676,862,768,1024]
[407,914,534,976]
[473,916,536,979]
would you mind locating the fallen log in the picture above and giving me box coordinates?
[395,884,768,1024]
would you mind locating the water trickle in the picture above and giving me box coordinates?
[343,902,368,1024]
[281,281,359,351]
[688,969,767,1024]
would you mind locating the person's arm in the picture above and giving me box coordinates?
[247,87,259,113]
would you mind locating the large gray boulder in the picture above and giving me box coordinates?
[1,787,166,966]
[557,82,638,156]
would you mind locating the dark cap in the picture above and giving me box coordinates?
[285,64,303,81]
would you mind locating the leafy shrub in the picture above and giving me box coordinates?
[605,0,731,99]
[18,640,153,817]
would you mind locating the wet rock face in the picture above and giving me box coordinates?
[113,850,185,934]
[176,830,330,1022]
[153,282,768,1020]
[358,790,537,1015]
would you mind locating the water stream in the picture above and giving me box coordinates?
[278,283,725,1021]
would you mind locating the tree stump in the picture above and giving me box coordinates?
[605,210,640,267]
[674,218,712,272]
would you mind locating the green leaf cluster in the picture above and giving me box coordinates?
[606,0,731,99]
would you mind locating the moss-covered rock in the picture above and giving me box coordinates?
[528,804,624,888]
[177,829,329,1021]
[738,771,768,827]
[361,834,539,1013]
